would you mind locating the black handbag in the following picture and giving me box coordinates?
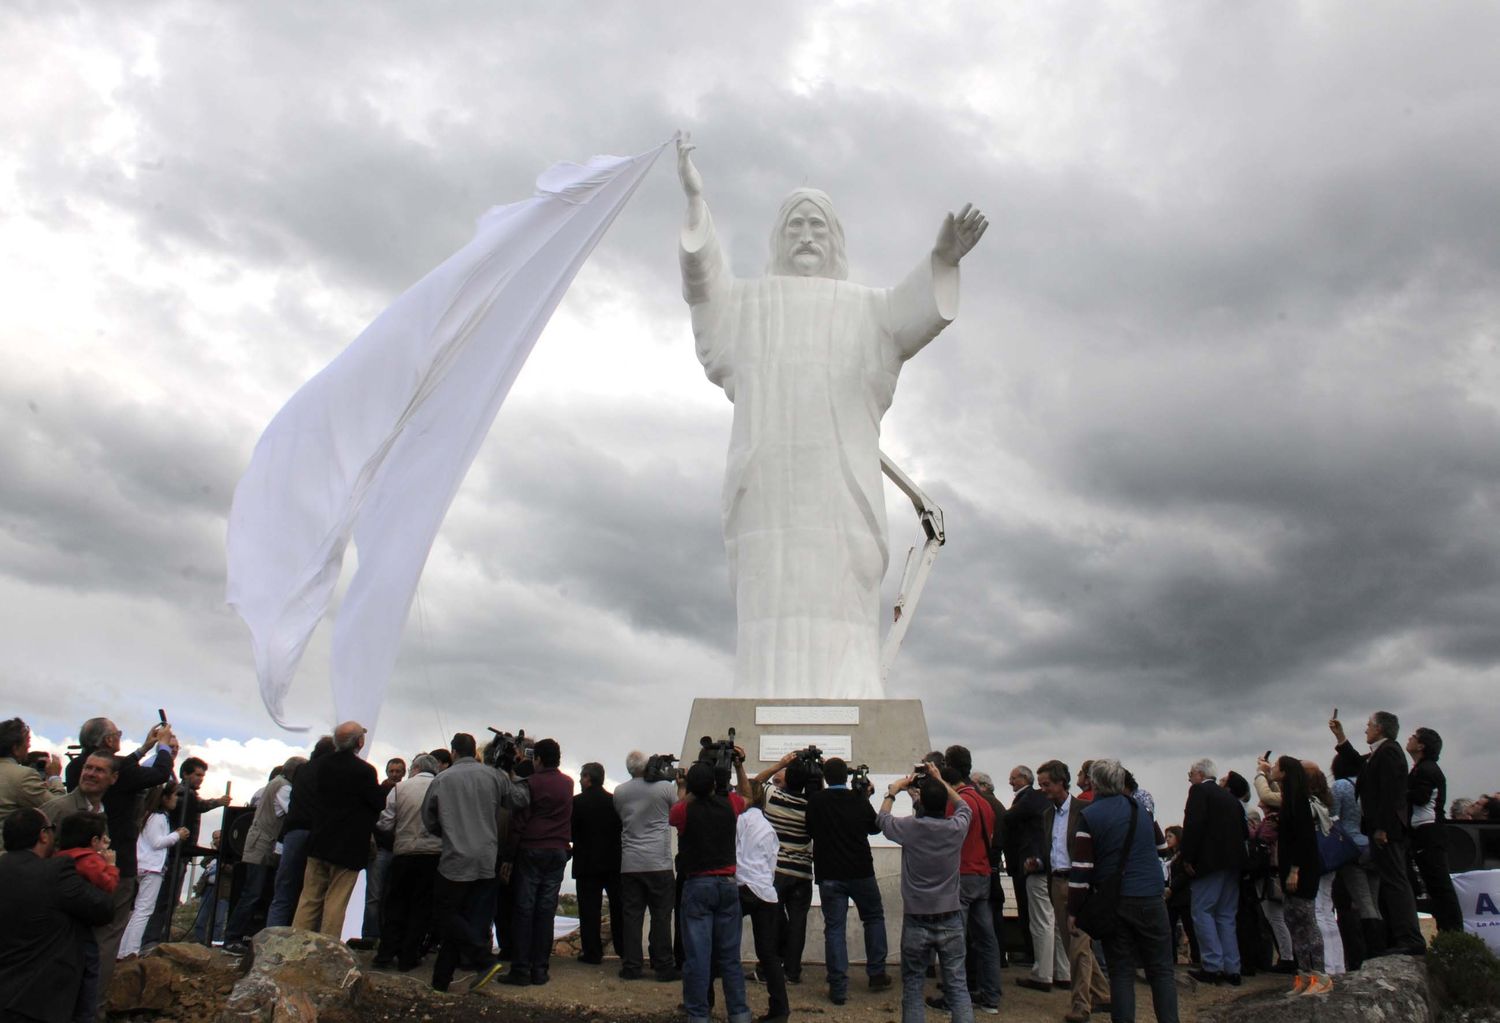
[1076,797,1138,941]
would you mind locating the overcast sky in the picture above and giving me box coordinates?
[3,2,1497,826]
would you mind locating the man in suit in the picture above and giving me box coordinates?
[41,752,115,829]
[1331,711,1424,955]
[1013,765,1064,992]
[1180,757,1248,985]
[1037,762,1110,1021]
[294,721,387,936]
[0,807,114,1023]
[1001,766,1039,968]
[572,761,624,964]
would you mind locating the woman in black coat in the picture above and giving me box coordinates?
[1265,755,1328,995]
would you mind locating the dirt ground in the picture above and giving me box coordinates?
[352,949,1287,1023]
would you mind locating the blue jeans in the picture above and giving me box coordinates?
[681,876,750,1023]
[819,876,888,997]
[225,861,273,942]
[1101,896,1179,1023]
[512,848,569,975]
[959,874,1002,1006]
[1189,868,1241,975]
[193,884,229,943]
[901,912,973,1023]
[363,846,393,940]
[266,829,310,927]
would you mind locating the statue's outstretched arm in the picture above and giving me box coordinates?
[678,133,706,232]
[933,202,988,267]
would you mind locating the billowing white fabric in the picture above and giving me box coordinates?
[227,141,669,730]
[681,206,957,699]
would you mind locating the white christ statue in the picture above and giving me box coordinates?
[676,136,988,699]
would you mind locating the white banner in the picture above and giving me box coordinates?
[1453,868,1500,953]
[227,140,670,730]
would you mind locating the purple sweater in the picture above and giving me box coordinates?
[517,766,575,850]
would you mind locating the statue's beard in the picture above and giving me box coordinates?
[789,245,826,276]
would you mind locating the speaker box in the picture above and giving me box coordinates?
[1444,821,1500,872]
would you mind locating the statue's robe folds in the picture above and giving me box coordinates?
[681,207,958,698]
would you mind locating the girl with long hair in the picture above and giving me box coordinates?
[1261,755,1330,995]
[119,781,190,959]
[1301,761,1346,974]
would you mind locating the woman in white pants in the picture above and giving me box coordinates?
[119,781,189,959]
[1303,763,1346,975]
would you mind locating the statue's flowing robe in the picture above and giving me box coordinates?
[681,207,958,698]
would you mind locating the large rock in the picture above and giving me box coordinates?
[1200,955,1433,1023]
[106,942,247,1018]
[219,928,364,1023]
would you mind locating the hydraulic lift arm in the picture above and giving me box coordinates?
[878,450,946,684]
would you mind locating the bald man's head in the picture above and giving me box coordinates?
[333,721,367,753]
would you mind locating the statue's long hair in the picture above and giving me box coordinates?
[766,188,848,280]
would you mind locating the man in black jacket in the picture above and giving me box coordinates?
[1001,766,1039,968]
[294,721,386,936]
[0,807,114,1023]
[806,757,890,1003]
[1180,757,1247,985]
[1331,711,1424,955]
[1407,727,1462,933]
[572,762,624,964]
[92,719,176,995]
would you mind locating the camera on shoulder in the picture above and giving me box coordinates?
[644,753,680,784]
[849,762,872,796]
[484,727,534,772]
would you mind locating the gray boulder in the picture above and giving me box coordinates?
[219,927,364,1023]
[1199,955,1433,1023]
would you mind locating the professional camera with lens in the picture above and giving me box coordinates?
[849,763,872,797]
[483,727,534,772]
[793,744,825,786]
[644,753,680,784]
[697,728,738,794]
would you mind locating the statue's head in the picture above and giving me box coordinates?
[767,189,848,280]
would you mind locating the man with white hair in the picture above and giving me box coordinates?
[613,749,679,981]
[1180,757,1248,986]
[676,137,987,700]
[375,752,442,971]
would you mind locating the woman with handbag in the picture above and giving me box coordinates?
[1329,757,1380,967]
[1258,756,1330,996]
[1302,763,1347,975]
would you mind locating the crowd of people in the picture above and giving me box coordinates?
[0,705,1490,1023]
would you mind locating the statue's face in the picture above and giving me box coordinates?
[781,199,832,277]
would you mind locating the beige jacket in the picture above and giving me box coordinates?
[378,771,442,856]
[0,757,66,829]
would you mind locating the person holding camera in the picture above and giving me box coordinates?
[421,732,530,992]
[752,749,820,985]
[878,768,974,1023]
[614,750,680,981]
[671,760,752,1023]
[0,718,65,831]
[805,757,889,1005]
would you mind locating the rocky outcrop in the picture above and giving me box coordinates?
[1200,955,1433,1023]
[107,942,247,1018]
[219,928,364,1023]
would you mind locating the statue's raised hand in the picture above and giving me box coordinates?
[934,202,988,267]
[677,133,703,200]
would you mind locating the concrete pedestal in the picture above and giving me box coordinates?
[681,697,932,967]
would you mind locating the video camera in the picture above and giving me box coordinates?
[644,753,680,784]
[792,744,825,787]
[697,728,738,794]
[484,727,534,772]
[849,763,872,797]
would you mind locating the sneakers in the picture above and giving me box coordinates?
[975,1001,1001,1015]
[1302,974,1333,996]
[471,963,506,991]
[869,972,892,991]
[1289,973,1308,996]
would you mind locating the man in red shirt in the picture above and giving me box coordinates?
[935,746,1001,1015]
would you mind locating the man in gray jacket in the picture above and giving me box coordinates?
[225,755,305,950]
[375,753,443,970]
[421,733,529,992]
[879,771,975,1023]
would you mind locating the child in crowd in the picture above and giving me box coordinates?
[56,813,119,1023]
[119,781,190,959]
